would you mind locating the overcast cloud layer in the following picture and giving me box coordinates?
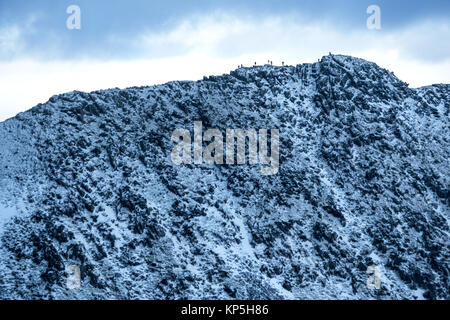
[0,0,449,121]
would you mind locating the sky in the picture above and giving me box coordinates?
[0,0,449,121]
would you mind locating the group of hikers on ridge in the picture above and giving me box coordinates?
[238,60,285,69]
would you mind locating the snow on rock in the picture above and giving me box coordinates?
[0,54,448,299]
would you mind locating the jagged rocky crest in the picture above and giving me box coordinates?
[0,55,448,299]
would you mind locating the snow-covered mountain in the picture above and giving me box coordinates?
[0,54,448,299]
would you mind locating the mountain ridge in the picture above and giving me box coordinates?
[0,54,448,299]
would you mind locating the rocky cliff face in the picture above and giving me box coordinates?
[0,55,448,299]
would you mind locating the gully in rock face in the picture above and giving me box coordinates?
[171,121,279,176]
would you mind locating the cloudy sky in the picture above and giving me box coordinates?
[0,0,449,121]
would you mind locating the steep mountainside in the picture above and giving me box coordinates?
[0,55,448,299]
